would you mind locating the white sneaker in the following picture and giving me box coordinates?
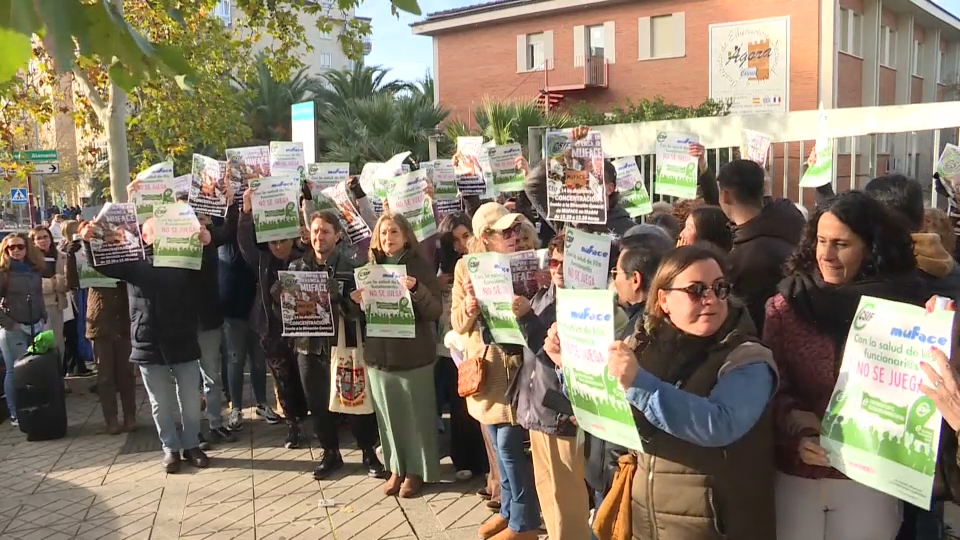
[256,405,281,424]
[227,409,244,431]
[455,470,473,482]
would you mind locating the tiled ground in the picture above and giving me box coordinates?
[7,381,960,540]
[0,381,530,540]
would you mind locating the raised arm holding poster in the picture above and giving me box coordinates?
[153,203,203,270]
[132,161,175,222]
[544,129,606,224]
[226,146,269,205]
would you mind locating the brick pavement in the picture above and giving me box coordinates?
[4,383,958,540]
[0,384,546,540]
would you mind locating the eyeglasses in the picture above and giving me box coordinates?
[6,244,25,252]
[548,258,563,270]
[663,281,731,301]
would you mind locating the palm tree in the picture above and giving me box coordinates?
[313,64,409,114]
[238,52,324,141]
[318,91,448,172]
[445,98,574,150]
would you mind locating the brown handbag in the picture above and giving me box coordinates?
[457,346,489,398]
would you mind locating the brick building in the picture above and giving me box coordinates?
[412,0,960,119]
[413,0,960,197]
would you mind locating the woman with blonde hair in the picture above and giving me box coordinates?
[0,232,48,426]
[350,212,442,498]
[452,202,541,540]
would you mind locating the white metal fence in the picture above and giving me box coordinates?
[528,101,960,208]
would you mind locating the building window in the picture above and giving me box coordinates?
[879,26,897,67]
[526,33,545,70]
[839,8,862,57]
[319,53,332,69]
[213,0,231,25]
[587,25,604,58]
[913,40,923,76]
[639,13,685,61]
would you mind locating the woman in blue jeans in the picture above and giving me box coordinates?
[0,232,48,426]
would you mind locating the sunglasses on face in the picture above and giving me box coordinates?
[548,258,563,270]
[495,224,521,240]
[664,281,732,301]
[6,244,25,253]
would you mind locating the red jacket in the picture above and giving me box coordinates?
[763,293,847,480]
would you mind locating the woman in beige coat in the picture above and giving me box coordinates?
[450,202,541,540]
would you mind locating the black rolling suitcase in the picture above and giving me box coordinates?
[14,347,67,441]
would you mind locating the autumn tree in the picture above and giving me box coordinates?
[0,0,423,202]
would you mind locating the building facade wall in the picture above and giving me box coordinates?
[431,0,821,124]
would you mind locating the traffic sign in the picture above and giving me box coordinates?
[13,150,58,163]
[10,189,28,204]
[31,163,59,175]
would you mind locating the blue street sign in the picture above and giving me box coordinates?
[10,188,27,204]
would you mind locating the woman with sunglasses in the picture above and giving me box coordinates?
[544,243,779,540]
[0,232,48,427]
[766,191,927,540]
[451,202,542,540]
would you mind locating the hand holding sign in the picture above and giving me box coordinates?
[608,340,640,390]
[799,437,830,467]
[543,322,561,367]
[687,142,707,175]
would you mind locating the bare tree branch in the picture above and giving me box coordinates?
[71,68,107,122]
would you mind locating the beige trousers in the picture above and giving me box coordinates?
[529,430,591,540]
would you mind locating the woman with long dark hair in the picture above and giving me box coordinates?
[677,205,734,252]
[435,212,489,482]
[766,191,925,540]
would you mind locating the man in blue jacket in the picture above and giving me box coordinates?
[80,216,212,473]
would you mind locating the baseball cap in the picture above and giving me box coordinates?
[472,202,523,235]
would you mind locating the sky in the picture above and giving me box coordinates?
[356,0,476,83]
[358,0,960,85]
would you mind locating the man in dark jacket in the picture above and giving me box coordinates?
[195,204,239,447]
[716,159,805,333]
[219,227,280,430]
[80,216,211,474]
[288,210,383,480]
[584,226,673,524]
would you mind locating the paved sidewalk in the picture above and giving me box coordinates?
[0,385,532,540]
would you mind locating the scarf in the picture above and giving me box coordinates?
[778,272,927,362]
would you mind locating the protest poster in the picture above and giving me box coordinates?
[132,161,175,223]
[321,181,372,245]
[90,203,145,267]
[355,265,416,338]
[153,203,203,270]
[612,157,652,218]
[742,129,772,168]
[269,141,306,185]
[307,162,350,196]
[463,252,525,345]
[563,228,612,290]
[454,137,488,197]
[277,271,335,337]
[388,173,437,241]
[510,250,540,299]
[76,248,118,289]
[820,296,955,509]
[544,129,606,224]
[189,154,228,217]
[427,159,459,198]
[489,143,524,193]
[434,198,464,219]
[654,132,699,199]
[800,104,834,189]
[250,177,302,242]
[226,146,269,205]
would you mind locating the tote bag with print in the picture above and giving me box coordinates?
[328,318,374,415]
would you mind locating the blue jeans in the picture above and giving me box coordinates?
[486,424,541,533]
[224,318,268,410]
[1,323,43,419]
[197,327,224,429]
[591,490,605,540]
[139,361,202,453]
[897,501,944,540]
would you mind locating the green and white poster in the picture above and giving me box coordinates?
[132,161,176,223]
[612,157,652,218]
[153,203,203,270]
[76,248,118,289]
[800,104,834,188]
[388,173,437,242]
[355,265,415,338]
[269,141,306,185]
[250,177,301,242]
[654,131,699,199]
[820,296,955,509]
[426,159,458,199]
[464,252,525,346]
[557,288,642,450]
[489,143,524,193]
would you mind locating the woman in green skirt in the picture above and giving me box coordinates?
[351,212,443,498]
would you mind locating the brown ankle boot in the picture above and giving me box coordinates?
[382,473,403,496]
[106,420,122,435]
[477,515,509,539]
[398,475,423,498]
[122,415,136,432]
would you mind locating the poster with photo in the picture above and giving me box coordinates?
[226,146,270,205]
[544,130,606,224]
[189,154,228,217]
[278,271,335,337]
[90,203,145,266]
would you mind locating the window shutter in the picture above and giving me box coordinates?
[544,30,555,70]
[573,25,585,67]
[604,21,616,64]
[517,34,526,72]
[638,17,652,60]
[673,12,686,58]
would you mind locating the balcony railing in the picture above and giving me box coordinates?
[585,55,607,87]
